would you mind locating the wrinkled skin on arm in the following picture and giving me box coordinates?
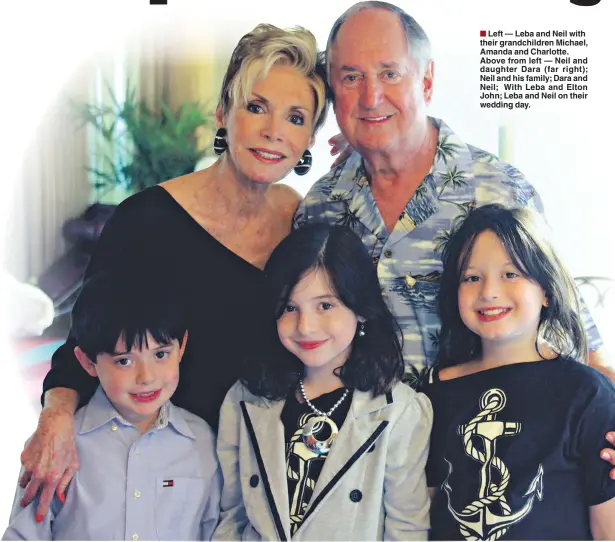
[19,388,80,521]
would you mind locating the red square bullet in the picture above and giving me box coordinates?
[480,30,486,37]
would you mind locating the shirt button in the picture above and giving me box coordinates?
[384,249,393,258]
[349,489,363,503]
[111,424,118,432]
[134,490,141,498]
[132,534,139,541]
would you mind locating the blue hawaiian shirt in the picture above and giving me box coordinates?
[294,117,602,386]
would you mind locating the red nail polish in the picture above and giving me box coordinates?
[35,514,44,523]
[59,493,66,504]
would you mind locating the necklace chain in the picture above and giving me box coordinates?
[299,380,350,418]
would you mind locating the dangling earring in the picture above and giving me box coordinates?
[294,150,312,176]
[213,128,228,155]
[358,322,366,337]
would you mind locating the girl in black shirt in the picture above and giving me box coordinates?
[424,204,615,540]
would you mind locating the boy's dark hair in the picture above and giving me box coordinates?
[438,204,587,367]
[242,223,404,399]
[71,270,188,362]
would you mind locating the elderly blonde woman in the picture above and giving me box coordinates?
[18,23,329,521]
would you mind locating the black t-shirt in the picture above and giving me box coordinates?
[423,357,615,541]
[43,186,277,430]
[281,387,352,536]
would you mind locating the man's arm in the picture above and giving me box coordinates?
[589,349,615,383]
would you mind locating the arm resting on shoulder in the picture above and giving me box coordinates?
[19,388,80,517]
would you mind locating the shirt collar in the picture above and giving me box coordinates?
[328,116,476,203]
[78,386,196,439]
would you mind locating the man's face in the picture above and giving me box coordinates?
[329,8,433,156]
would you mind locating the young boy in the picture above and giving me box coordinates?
[3,271,221,540]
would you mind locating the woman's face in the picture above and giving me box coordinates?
[220,64,316,185]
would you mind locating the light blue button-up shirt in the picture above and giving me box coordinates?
[3,386,221,541]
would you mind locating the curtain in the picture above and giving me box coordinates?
[3,67,93,283]
[3,24,225,284]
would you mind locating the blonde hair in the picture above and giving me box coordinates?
[219,24,328,134]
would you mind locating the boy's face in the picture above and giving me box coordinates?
[75,331,186,432]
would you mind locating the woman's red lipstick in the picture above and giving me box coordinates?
[297,340,327,350]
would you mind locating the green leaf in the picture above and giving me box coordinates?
[69,78,214,193]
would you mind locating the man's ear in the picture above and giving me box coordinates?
[422,59,435,105]
[74,347,98,377]
[178,331,189,362]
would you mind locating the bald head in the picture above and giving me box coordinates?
[326,1,431,82]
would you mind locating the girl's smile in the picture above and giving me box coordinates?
[458,230,547,355]
[476,306,512,322]
[277,268,360,379]
[296,340,328,350]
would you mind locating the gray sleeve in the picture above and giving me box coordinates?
[383,391,433,541]
[211,383,257,541]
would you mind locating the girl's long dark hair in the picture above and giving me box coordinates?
[438,204,587,367]
[242,223,404,400]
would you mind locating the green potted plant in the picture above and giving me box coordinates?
[72,82,215,199]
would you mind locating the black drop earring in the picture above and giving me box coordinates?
[213,128,228,155]
[294,150,312,176]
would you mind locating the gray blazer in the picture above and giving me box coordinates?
[212,380,433,541]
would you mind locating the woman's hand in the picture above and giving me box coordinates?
[19,406,79,520]
[328,133,353,169]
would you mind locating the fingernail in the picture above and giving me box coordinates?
[35,514,43,523]
[602,451,610,460]
[611,471,615,480]
[607,434,614,444]
[59,493,66,504]
[328,137,334,144]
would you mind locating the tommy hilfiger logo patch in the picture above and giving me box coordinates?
[162,480,174,487]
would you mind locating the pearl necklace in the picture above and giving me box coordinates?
[298,380,350,455]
